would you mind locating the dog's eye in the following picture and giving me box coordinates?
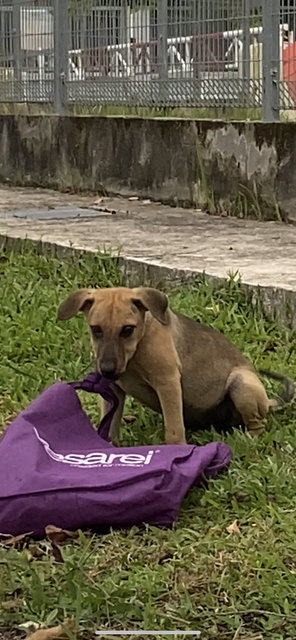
[120,325,135,338]
[91,325,103,339]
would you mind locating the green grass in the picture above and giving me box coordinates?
[0,102,262,121]
[0,100,294,122]
[1,247,296,640]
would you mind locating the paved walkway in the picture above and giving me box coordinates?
[0,185,296,291]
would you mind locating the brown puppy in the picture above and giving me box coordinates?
[58,287,294,445]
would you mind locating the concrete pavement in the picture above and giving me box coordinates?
[0,185,295,327]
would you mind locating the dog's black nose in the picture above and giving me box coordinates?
[100,361,117,379]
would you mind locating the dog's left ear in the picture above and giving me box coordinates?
[57,289,95,321]
[132,287,169,325]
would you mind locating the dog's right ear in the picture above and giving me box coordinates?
[131,287,169,325]
[57,289,95,321]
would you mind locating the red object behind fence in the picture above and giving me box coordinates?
[283,42,296,105]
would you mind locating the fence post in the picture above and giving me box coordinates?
[242,0,250,96]
[12,0,22,101]
[158,0,168,102]
[262,0,280,122]
[53,0,68,115]
[192,0,202,100]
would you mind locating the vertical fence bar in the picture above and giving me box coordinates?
[242,0,250,102]
[12,0,22,101]
[54,0,68,115]
[262,0,280,121]
[195,0,203,97]
[158,0,168,102]
[192,0,200,94]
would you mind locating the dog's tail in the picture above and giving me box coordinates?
[259,369,295,409]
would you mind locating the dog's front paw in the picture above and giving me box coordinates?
[248,426,265,437]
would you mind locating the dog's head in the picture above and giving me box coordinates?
[58,286,168,380]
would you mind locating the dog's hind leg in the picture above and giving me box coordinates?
[226,367,270,436]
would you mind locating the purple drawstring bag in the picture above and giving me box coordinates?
[0,373,232,538]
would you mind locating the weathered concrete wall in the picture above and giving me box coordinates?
[0,115,295,220]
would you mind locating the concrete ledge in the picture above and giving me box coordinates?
[1,115,296,220]
[1,234,295,330]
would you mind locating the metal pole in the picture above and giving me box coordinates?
[192,0,201,99]
[12,0,22,101]
[54,0,69,115]
[158,0,168,102]
[262,0,280,122]
[242,0,250,99]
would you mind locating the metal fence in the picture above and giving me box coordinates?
[0,0,296,120]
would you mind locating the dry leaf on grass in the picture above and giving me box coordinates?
[1,599,21,610]
[45,525,77,544]
[18,621,39,633]
[26,619,74,640]
[50,542,64,564]
[45,525,78,564]
[0,532,33,549]
[226,519,241,535]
